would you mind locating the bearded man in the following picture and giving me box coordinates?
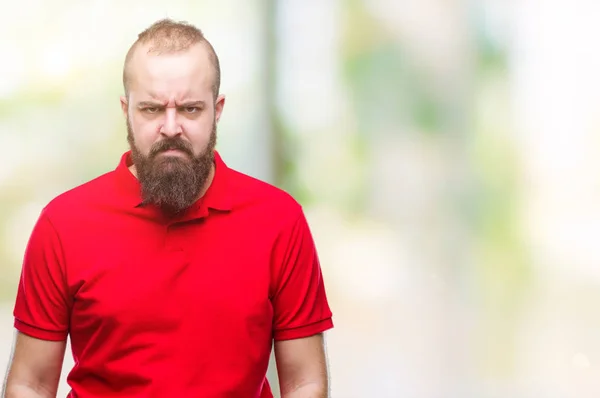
[3,18,333,398]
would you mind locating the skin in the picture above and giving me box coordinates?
[2,332,66,398]
[3,41,329,398]
[275,334,330,398]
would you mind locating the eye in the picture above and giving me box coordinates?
[144,107,159,114]
[183,107,199,114]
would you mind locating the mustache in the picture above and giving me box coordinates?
[149,137,194,158]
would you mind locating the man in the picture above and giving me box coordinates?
[2,19,333,398]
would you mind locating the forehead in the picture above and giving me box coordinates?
[128,42,214,101]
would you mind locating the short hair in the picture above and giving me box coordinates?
[122,18,221,99]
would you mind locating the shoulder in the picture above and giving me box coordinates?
[226,167,305,223]
[42,170,117,222]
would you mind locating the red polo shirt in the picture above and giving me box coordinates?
[13,151,333,397]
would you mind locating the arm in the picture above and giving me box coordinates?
[3,209,71,397]
[270,209,334,397]
[275,334,329,398]
[2,332,66,398]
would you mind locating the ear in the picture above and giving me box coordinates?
[214,94,226,123]
[120,96,129,118]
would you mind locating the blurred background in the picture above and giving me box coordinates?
[2,0,600,397]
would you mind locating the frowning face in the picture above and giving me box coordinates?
[120,42,225,215]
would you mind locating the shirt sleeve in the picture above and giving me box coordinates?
[271,210,333,341]
[13,210,71,341]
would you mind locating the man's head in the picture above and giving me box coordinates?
[121,19,225,216]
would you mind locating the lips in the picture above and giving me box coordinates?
[153,147,192,157]
[150,137,194,158]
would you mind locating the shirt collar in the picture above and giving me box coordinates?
[114,150,233,217]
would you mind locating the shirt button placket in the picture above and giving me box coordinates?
[165,224,182,252]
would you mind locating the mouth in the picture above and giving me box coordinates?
[159,149,188,157]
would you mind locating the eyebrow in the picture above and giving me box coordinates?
[135,100,206,108]
[176,100,206,108]
[136,101,164,108]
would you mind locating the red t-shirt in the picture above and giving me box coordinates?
[13,151,333,397]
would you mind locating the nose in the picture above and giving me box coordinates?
[159,107,182,137]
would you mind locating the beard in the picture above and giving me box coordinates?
[127,119,217,217]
